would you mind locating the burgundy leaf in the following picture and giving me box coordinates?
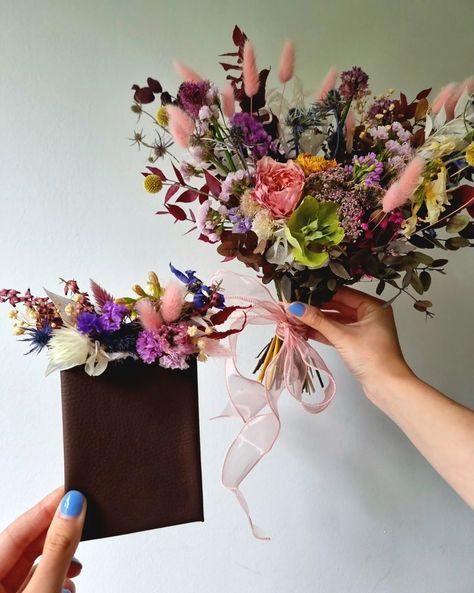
[416,88,431,100]
[172,163,185,185]
[165,184,180,203]
[206,318,247,340]
[183,225,197,235]
[146,166,167,181]
[176,189,199,203]
[155,210,169,215]
[204,170,222,198]
[219,63,242,72]
[166,204,187,221]
[210,305,250,326]
[147,77,162,93]
[132,86,155,104]
[219,52,240,57]
[453,184,474,217]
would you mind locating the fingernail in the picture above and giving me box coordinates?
[288,302,306,317]
[60,490,84,518]
[71,556,82,567]
[63,589,72,593]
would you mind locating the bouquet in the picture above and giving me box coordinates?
[129,26,474,537]
[0,264,236,376]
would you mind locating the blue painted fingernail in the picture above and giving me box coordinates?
[63,589,72,593]
[60,490,84,518]
[288,302,306,317]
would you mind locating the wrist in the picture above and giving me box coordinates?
[361,361,417,410]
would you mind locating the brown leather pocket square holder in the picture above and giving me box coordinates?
[60,357,204,541]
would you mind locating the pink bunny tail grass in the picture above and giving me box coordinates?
[135,299,163,332]
[173,60,203,82]
[278,40,295,84]
[382,157,425,212]
[431,82,457,114]
[89,279,114,310]
[344,110,356,151]
[444,77,474,120]
[316,67,338,101]
[166,104,194,147]
[222,84,235,118]
[243,41,260,97]
[160,281,186,324]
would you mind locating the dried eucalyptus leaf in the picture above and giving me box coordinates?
[410,272,424,295]
[419,270,432,291]
[446,214,470,234]
[414,300,433,312]
[411,252,434,265]
[329,261,351,280]
[445,236,471,250]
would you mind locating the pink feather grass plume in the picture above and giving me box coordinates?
[135,298,163,332]
[166,104,195,148]
[278,40,295,84]
[382,156,425,212]
[222,84,235,118]
[160,281,186,324]
[316,67,338,101]
[243,40,260,97]
[173,61,203,82]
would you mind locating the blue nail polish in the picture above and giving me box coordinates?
[288,302,306,317]
[63,589,72,593]
[60,490,84,518]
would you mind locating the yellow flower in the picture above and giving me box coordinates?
[144,174,163,194]
[466,142,474,166]
[156,106,169,127]
[240,190,262,218]
[8,309,18,319]
[295,153,337,176]
[422,165,450,225]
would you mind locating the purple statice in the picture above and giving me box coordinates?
[76,311,105,334]
[338,66,369,101]
[304,167,382,240]
[100,301,128,332]
[391,121,411,143]
[178,81,212,119]
[385,139,413,161]
[230,112,272,158]
[368,125,389,141]
[228,206,252,234]
[348,153,384,187]
[136,329,163,364]
[219,170,252,202]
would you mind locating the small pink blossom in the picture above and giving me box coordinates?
[249,157,305,218]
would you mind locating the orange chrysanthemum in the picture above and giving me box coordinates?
[295,154,337,176]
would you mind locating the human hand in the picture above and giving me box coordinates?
[287,286,414,400]
[0,488,86,593]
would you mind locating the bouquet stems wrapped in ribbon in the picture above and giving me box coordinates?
[130,26,474,536]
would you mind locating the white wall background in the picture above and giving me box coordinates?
[1,1,473,592]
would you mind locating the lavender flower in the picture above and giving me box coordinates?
[349,153,384,187]
[196,200,221,242]
[219,170,252,202]
[228,207,252,233]
[230,112,272,158]
[100,301,128,332]
[136,329,163,364]
[178,81,212,119]
[339,66,369,101]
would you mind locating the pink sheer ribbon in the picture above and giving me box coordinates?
[212,271,337,539]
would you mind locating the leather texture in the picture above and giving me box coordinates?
[60,357,204,541]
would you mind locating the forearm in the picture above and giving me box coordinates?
[364,370,474,509]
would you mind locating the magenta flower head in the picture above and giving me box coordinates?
[339,66,369,101]
[177,80,212,118]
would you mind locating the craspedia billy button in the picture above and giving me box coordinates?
[144,174,163,194]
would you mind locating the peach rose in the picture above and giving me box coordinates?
[249,157,305,218]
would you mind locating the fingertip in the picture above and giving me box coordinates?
[59,491,86,520]
[287,302,307,317]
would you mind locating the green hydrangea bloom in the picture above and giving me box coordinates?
[285,196,345,268]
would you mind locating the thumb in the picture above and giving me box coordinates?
[287,302,345,345]
[26,491,86,593]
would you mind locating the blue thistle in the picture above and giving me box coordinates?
[21,323,53,355]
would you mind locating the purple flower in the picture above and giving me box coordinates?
[349,153,384,187]
[178,81,212,119]
[76,311,105,334]
[230,112,272,158]
[367,98,394,123]
[228,207,252,234]
[339,66,369,101]
[136,329,163,364]
[100,301,128,332]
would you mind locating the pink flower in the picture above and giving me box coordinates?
[249,157,305,218]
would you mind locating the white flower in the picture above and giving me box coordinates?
[252,209,275,241]
[46,327,92,374]
[265,227,295,267]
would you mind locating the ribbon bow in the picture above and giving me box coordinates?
[212,271,336,539]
